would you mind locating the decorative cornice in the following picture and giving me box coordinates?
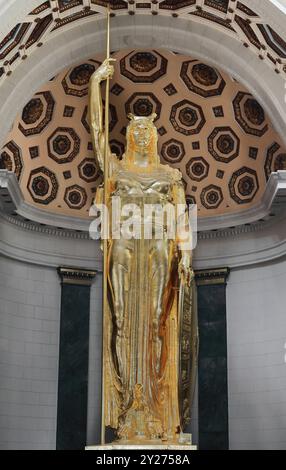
[1,211,90,239]
[198,171,286,231]
[1,170,286,233]
[195,268,230,286]
[0,169,22,212]
[1,204,286,271]
[57,267,97,286]
[0,209,276,240]
[2,172,286,272]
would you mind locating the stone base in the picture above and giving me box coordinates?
[86,433,197,450]
[86,444,197,450]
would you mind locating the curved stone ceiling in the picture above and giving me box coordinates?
[1,48,286,218]
[0,0,286,82]
[0,0,286,159]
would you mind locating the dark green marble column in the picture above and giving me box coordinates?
[196,268,230,450]
[56,267,96,450]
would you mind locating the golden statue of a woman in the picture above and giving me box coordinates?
[89,58,197,444]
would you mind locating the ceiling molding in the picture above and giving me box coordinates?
[1,202,286,271]
[1,1,286,79]
[1,169,286,232]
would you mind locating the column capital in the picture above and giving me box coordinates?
[57,267,97,286]
[195,267,230,286]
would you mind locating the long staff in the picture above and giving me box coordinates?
[101,4,111,446]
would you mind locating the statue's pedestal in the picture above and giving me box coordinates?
[86,443,197,450]
[86,435,197,450]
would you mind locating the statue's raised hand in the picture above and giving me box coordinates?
[91,58,116,83]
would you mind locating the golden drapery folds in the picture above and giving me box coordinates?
[89,58,198,444]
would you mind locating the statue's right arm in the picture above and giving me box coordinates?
[88,59,115,172]
[88,75,104,172]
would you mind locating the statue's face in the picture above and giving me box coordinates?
[131,121,152,148]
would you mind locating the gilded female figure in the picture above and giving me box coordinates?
[89,58,195,443]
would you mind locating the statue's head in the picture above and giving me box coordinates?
[125,113,159,166]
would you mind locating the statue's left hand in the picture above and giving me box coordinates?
[179,253,194,286]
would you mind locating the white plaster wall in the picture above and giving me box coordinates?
[86,273,103,446]
[0,255,60,450]
[227,259,286,450]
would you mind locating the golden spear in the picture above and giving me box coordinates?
[101,2,111,446]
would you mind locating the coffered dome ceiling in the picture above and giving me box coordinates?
[1,48,286,218]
